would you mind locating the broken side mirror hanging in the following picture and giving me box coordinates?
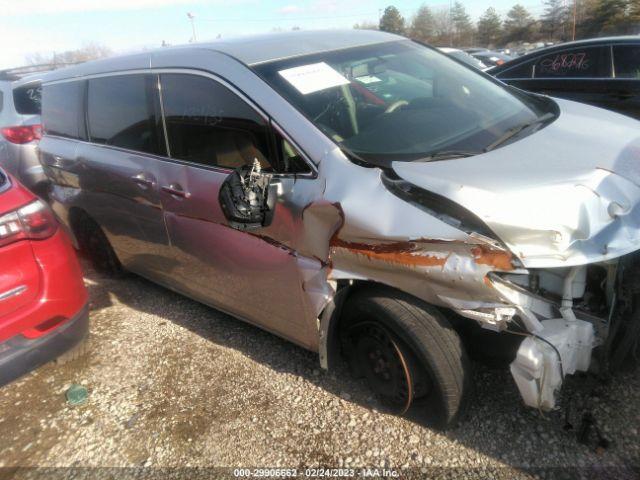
[219,159,276,231]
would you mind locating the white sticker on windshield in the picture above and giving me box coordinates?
[278,62,350,95]
[355,75,382,84]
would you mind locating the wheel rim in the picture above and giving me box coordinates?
[351,322,415,414]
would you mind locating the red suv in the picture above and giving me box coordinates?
[0,167,88,385]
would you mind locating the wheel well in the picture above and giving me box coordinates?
[67,207,91,242]
[443,310,523,366]
[67,207,107,256]
[322,280,521,370]
[66,207,122,274]
[322,280,429,370]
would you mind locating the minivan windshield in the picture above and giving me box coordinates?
[255,41,555,165]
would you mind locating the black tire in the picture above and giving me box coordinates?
[73,214,122,276]
[341,286,473,429]
[607,252,640,372]
[32,181,51,201]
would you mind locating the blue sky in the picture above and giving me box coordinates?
[0,0,548,69]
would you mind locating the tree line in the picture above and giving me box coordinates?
[362,0,640,48]
[26,42,112,66]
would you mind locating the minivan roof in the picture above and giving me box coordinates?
[39,30,405,84]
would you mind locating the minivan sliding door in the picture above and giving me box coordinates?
[77,73,171,278]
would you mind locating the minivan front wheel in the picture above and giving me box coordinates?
[341,287,472,429]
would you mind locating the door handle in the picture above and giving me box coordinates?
[130,173,155,188]
[161,183,190,198]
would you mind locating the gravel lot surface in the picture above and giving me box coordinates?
[0,263,638,479]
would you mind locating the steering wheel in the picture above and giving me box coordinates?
[317,123,344,143]
[385,100,409,114]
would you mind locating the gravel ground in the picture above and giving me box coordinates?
[0,263,638,479]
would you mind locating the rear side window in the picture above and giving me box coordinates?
[42,81,85,139]
[533,46,611,78]
[496,61,534,79]
[13,84,41,115]
[160,74,273,171]
[614,45,640,79]
[87,74,164,156]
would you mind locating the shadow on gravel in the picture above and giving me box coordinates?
[83,266,640,477]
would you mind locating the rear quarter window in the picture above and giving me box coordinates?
[13,84,41,115]
[613,45,640,78]
[87,74,163,156]
[533,46,611,78]
[496,61,534,79]
[42,81,85,139]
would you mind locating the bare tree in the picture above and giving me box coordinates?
[25,42,112,66]
[353,21,379,30]
[541,0,569,40]
[431,8,452,45]
[24,52,51,66]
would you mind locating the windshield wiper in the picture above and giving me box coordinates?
[484,112,556,152]
[417,150,482,162]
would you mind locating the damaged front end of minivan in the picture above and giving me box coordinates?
[381,172,639,408]
[241,38,640,417]
[313,103,640,413]
[322,173,639,411]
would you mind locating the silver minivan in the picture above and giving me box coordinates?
[0,71,46,196]
[39,30,640,428]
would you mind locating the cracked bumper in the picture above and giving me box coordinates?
[510,318,594,410]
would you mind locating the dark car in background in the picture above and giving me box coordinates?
[489,36,640,119]
[463,47,489,55]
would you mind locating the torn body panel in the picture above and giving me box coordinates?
[391,99,640,269]
[328,238,516,318]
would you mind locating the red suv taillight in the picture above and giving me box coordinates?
[0,124,43,144]
[0,200,58,248]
